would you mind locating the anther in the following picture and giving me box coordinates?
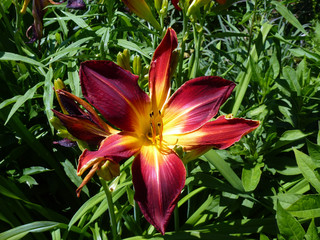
[158,110,161,115]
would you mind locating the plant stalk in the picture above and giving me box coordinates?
[100,178,119,240]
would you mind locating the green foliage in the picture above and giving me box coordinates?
[1,0,320,239]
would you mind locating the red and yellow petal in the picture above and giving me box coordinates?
[132,145,186,235]
[56,89,117,134]
[77,133,141,176]
[80,60,150,133]
[162,76,235,135]
[170,115,260,150]
[149,28,178,112]
[52,109,109,145]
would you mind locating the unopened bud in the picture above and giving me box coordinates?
[160,0,168,16]
[155,0,162,13]
[97,161,120,181]
[133,55,142,75]
[187,0,210,16]
[117,49,131,71]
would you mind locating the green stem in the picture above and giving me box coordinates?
[13,0,23,54]
[190,21,202,79]
[174,206,179,232]
[177,8,188,87]
[133,199,140,224]
[231,1,257,116]
[246,0,258,57]
[100,178,119,240]
[0,2,14,39]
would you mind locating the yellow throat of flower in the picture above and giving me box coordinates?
[145,109,171,154]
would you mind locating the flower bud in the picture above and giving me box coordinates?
[155,0,162,13]
[117,49,131,72]
[160,0,168,16]
[122,0,161,31]
[133,55,142,76]
[187,0,210,16]
[97,161,120,181]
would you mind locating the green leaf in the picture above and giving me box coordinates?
[61,160,89,197]
[280,130,310,141]
[204,150,244,192]
[305,219,320,240]
[270,51,280,78]
[242,163,262,192]
[117,39,152,59]
[0,0,12,19]
[85,182,130,228]
[67,60,80,97]
[307,140,320,163]
[0,52,45,68]
[274,130,312,150]
[276,201,305,240]
[18,175,38,188]
[271,1,308,35]
[4,82,44,125]
[282,66,301,96]
[43,37,93,65]
[0,221,90,240]
[0,96,20,110]
[22,166,51,175]
[289,48,320,62]
[0,221,60,240]
[294,148,320,193]
[68,191,106,229]
[43,67,54,133]
[287,195,320,219]
[178,186,206,208]
[184,195,214,226]
[61,10,92,30]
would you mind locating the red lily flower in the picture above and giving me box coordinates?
[54,28,259,234]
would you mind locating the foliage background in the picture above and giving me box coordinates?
[1,0,320,239]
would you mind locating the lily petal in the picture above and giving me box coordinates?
[77,133,141,176]
[132,145,186,235]
[163,76,235,135]
[52,110,109,145]
[56,89,116,134]
[172,115,260,150]
[171,0,181,10]
[149,28,178,112]
[80,60,150,133]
